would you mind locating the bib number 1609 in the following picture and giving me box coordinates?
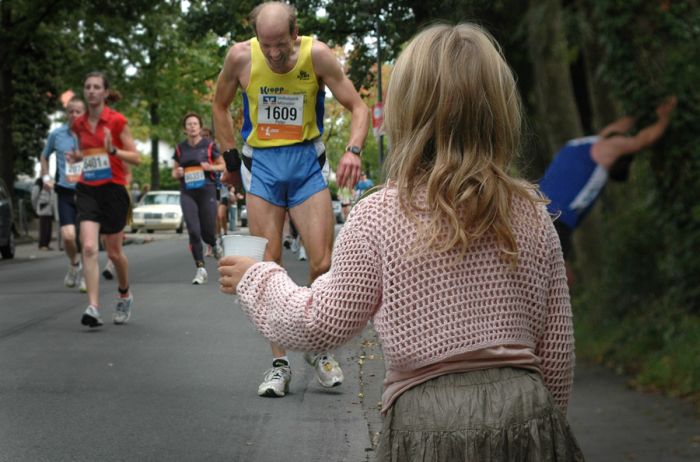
[264,106,298,121]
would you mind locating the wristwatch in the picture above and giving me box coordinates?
[108,146,118,156]
[346,145,362,156]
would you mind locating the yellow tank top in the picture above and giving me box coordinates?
[241,36,325,148]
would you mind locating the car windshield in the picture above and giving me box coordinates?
[142,193,179,205]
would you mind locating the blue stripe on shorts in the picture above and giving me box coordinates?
[248,142,327,208]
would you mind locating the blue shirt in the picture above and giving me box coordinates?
[42,124,80,190]
[539,136,608,229]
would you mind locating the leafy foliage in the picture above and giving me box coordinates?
[590,0,700,311]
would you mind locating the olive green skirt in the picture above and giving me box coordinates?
[376,367,585,462]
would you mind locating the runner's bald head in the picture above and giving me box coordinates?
[250,2,297,37]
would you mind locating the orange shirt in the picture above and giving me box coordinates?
[73,106,128,186]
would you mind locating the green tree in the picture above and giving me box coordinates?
[0,0,160,194]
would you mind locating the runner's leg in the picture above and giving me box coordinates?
[181,191,204,265]
[246,193,288,359]
[80,220,101,307]
[289,189,334,282]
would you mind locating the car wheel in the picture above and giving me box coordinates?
[146,229,154,234]
[176,220,184,234]
[0,233,15,259]
[241,218,247,227]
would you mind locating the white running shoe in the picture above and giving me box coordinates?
[64,263,80,288]
[79,276,87,293]
[192,267,208,285]
[257,361,292,397]
[113,293,133,325]
[102,260,115,280]
[81,305,103,328]
[298,245,307,261]
[213,243,223,260]
[304,353,344,388]
[290,237,300,254]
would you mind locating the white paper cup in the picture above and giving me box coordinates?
[222,235,268,261]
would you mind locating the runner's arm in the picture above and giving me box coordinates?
[108,124,140,166]
[172,160,183,179]
[312,41,369,189]
[213,43,246,153]
[40,133,55,189]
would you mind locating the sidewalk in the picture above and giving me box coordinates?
[9,227,178,262]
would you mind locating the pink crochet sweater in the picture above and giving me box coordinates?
[237,187,575,411]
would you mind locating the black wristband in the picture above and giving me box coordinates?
[108,146,117,156]
[223,148,241,172]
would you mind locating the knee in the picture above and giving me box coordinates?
[309,255,331,279]
[82,242,99,259]
[106,249,123,263]
[189,231,202,244]
[61,227,76,242]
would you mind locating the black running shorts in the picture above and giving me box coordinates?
[76,182,131,234]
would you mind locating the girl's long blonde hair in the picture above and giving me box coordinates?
[383,23,544,263]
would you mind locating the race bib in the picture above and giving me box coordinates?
[257,94,304,140]
[184,166,205,190]
[82,148,112,181]
[65,160,83,184]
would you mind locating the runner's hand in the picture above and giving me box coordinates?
[656,96,677,119]
[66,150,83,162]
[336,151,362,189]
[218,256,257,295]
[201,162,213,172]
[43,179,55,191]
[174,167,184,178]
[103,127,114,153]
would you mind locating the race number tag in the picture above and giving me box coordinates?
[184,166,206,190]
[65,160,83,183]
[257,94,304,140]
[82,148,112,181]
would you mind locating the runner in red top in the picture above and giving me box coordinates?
[70,71,141,328]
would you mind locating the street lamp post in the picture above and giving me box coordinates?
[376,19,384,166]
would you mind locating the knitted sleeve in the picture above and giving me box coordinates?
[536,215,575,413]
[236,202,383,352]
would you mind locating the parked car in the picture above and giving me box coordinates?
[131,190,184,234]
[332,200,345,224]
[0,178,15,259]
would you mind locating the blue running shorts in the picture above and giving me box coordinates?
[241,139,328,208]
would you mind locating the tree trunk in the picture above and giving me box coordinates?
[527,0,583,158]
[576,0,620,132]
[0,4,15,196]
[150,102,160,190]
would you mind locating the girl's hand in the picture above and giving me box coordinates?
[218,256,258,295]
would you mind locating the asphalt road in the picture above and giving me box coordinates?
[1,231,699,461]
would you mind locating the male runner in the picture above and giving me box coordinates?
[539,96,677,285]
[213,1,369,397]
[40,96,86,290]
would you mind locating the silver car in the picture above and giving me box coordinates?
[131,191,184,234]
